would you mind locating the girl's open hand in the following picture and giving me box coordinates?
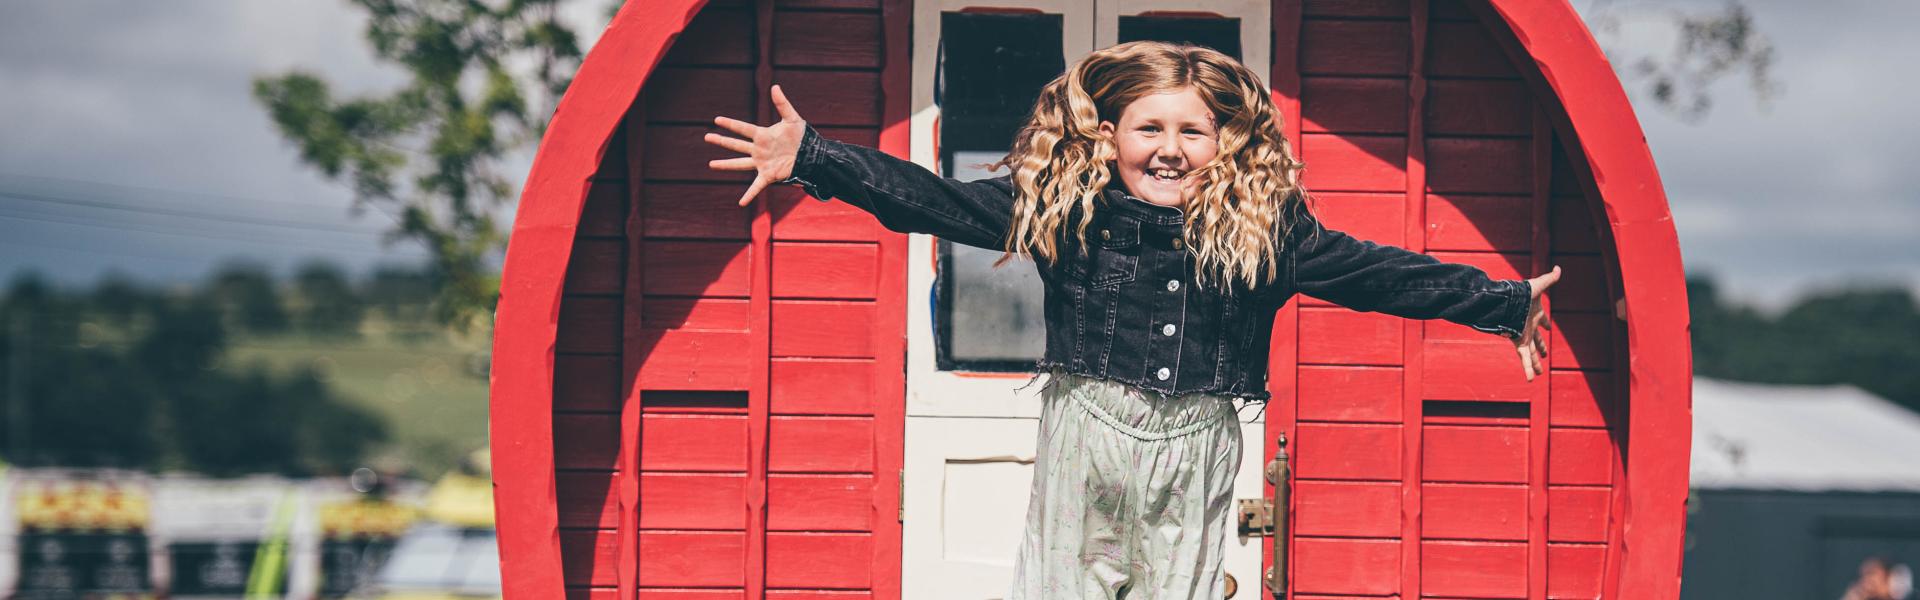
[704,84,808,206]
[1515,265,1562,381]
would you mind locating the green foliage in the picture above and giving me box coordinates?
[253,0,587,330]
[1689,275,1920,413]
[1582,0,1782,122]
[294,261,367,336]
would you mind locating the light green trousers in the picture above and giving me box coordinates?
[1008,370,1244,600]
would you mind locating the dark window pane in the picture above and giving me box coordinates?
[1118,15,1242,60]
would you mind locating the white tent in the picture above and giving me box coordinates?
[1692,378,1920,492]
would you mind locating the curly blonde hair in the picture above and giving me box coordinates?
[990,40,1309,290]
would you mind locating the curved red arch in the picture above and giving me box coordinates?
[488,0,709,596]
[492,0,1691,596]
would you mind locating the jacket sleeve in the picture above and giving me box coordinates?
[1283,197,1531,339]
[775,124,1016,250]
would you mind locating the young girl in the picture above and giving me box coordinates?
[706,41,1559,600]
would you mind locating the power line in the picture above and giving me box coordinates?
[0,209,403,256]
[0,189,389,236]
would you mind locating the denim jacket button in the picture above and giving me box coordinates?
[1162,324,1176,336]
[1100,228,1112,241]
[1166,280,1181,292]
[1155,367,1171,381]
[1172,238,1184,250]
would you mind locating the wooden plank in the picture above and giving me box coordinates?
[771,301,875,358]
[643,183,752,240]
[635,330,753,390]
[771,242,880,299]
[646,67,755,123]
[1426,137,1531,194]
[579,183,628,238]
[768,474,874,531]
[554,414,618,470]
[1293,481,1400,538]
[1305,192,1405,247]
[662,8,755,67]
[772,11,882,68]
[565,238,626,295]
[555,354,622,413]
[1548,370,1614,428]
[1547,487,1611,543]
[1295,423,1401,481]
[636,531,749,587]
[1426,193,1531,252]
[1422,425,1527,484]
[1549,312,1612,371]
[765,532,874,588]
[1299,133,1407,193]
[1423,483,1526,541]
[1547,254,1608,312]
[1291,538,1400,596]
[1547,428,1614,485]
[557,472,619,529]
[596,129,628,179]
[774,70,883,126]
[1421,339,1530,401]
[638,473,749,529]
[1425,79,1530,136]
[634,591,745,600]
[768,416,875,472]
[643,124,755,182]
[1547,543,1607,599]
[641,298,751,331]
[1301,76,1407,134]
[1421,540,1527,598]
[1297,366,1402,422]
[770,358,876,415]
[558,296,622,354]
[1426,22,1519,79]
[1301,0,1408,18]
[1298,308,1402,366]
[643,240,753,296]
[639,414,750,471]
[561,528,620,587]
[1300,20,1410,76]
[769,186,882,241]
[1550,192,1602,254]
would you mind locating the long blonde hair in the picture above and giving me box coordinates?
[990,41,1308,290]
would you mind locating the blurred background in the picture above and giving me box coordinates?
[0,0,1914,598]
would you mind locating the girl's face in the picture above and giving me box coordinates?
[1098,86,1220,208]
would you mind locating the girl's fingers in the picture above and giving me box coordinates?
[737,176,772,207]
[1519,345,1537,381]
[713,115,761,138]
[704,132,754,155]
[772,84,802,123]
[709,157,758,171]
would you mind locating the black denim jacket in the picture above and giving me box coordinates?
[778,125,1529,400]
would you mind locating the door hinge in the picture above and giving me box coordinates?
[1237,498,1275,537]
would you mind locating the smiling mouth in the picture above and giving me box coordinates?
[1148,167,1186,183]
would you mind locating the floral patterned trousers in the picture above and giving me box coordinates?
[1008,370,1244,600]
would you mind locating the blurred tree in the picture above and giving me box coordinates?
[253,0,590,330]
[1689,274,1920,413]
[293,261,367,337]
[363,264,440,321]
[1580,0,1781,122]
[205,262,290,334]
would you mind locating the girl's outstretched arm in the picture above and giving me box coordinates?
[704,85,1016,250]
[1284,198,1561,380]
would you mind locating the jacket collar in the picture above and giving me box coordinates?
[1099,182,1187,228]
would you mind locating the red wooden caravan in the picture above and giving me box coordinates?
[490,0,1692,597]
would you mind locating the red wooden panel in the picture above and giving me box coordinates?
[579,183,628,238]
[1548,428,1614,485]
[644,125,754,182]
[1297,366,1402,423]
[1300,20,1409,76]
[639,473,748,529]
[561,528,620,587]
[1548,487,1611,543]
[636,591,744,600]
[555,354,621,413]
[765,592,869,600]
[661,8,754,67]
[639,414,749,471]
[1299,308,1402,366]
[1426,194,1531,252]
[1422,425,1527,483]
[1548,370,1614,428]
[1423,483,1526,541]
[768,417,874,473]
[566,238,625,295]
[774,70,882,127]
[643,184,751,240]
[1426,22,1520,79]
[768,474,873,531]
[1293,481,1400,538]
[771,358,876,415]
[644,240,752,296]
[1295,423,1401,481]
[769,187,881,241]
[1422,339,1529,401]
[642,298,751,331]
[1292,538,1400,596]
[1299,133,1407,192]
[646,67,754,123]
[1425,79,1531,136]
[1549,312,1612,371]
[1307,192,1405,247]
[813,126,880,149]
[1426,137,1532,195]
[636,330,752,390]
[1301,77,1407,134]
[1302,0,1407,18]
[1550,193,1601,254]
[557,472,618,528]
[1422,541,1527,598]
[637,531,748,587]
[771,301,875,358]
[1429,0,1477,21]
[1548,254,1609,312]
[558,296,621,354]
[597,130,627,178]
[1547,543,1608,599]
[568,588,621,600]
[554,413,618,470]
[772,242,879,299]
[765,532,874,588]
[772,12,882,68]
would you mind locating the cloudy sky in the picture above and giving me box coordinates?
[1,0,1914,310]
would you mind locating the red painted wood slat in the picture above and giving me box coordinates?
[638,414,750,471]
[637,531,749,587]
[774,70,883,127]
[646,67,755,123]
[555,355,621,413]
[1291,538,1400,596]
[767,417,876,473]
[1426,137,1532,194]
[765,532,874,588]
[770,359,876,415]
[771,11,882,68]
[1422,540,1527,598]
[638,473,749,530]
[643,241,752,296]
[643,183,752,240]
[1423,483,1527,541]
[1422,425,1528,484]
[1298,309,1402,366]
[1295,423,1401,481]
[1301,77,1408,134]
[770,301,875,358]
[1547,487,1612,543]
[767,474,874,531]
[1426,193,1532,252]
[1299,133,1408,192]
[1292,481,1400,538]
[1301,20,1411,76]
[1297,366,1403,423]
[770,242,879,299]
